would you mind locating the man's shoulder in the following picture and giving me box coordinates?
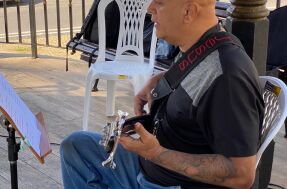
[180,50,223,106]
[217,43,255,74]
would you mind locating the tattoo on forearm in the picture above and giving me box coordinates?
[151,149,236,185]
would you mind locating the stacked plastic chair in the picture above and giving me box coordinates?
[83,0,157,131]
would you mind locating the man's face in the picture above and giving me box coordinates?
[148,0,184,44]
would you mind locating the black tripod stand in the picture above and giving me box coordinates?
[0,114,20,189]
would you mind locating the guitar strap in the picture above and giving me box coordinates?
[124,29,244,133]
[150,31,243,117]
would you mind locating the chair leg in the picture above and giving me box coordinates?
[132,75,149,95]
[132,75,151,114]
[92,79,99,92]
[106,80,116,116]
[83,71,97,131]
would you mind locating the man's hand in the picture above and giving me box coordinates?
[134,72,165,116]
[119,123,164,160]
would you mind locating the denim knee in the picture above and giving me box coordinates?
[60,131,82,155]
[60,131,101,156]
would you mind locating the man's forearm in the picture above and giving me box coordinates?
[119,124,255,188]
[150,148,237,188]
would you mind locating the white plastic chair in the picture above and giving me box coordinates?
[83,0,157,131]
[256,76,287,168]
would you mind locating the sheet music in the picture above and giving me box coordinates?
[0,73,43,156]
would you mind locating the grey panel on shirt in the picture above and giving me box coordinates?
[181,50,223,107]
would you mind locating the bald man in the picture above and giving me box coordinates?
[60,0,264,188]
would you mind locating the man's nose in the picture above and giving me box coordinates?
[147,0,155,14]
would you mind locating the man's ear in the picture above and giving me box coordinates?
[183,2,199,24]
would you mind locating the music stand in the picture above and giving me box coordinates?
[0,114,20,189]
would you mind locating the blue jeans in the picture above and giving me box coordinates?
[60,131,180,189]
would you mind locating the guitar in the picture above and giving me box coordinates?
[99,110,153,169]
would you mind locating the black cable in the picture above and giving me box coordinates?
[0,135,61,146]
[0,134,20,139]
[50,142,61,146]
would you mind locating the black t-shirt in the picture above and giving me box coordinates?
[139,33,265,189]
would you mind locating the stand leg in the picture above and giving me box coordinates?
[1,115,20,189]
[7,126,20,189]
[10,162,18,189]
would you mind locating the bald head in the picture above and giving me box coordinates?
[148,0,218,51]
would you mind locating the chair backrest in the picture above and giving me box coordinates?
[97,0,157,68]
[257,76,287,167]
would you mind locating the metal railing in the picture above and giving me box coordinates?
[1,0,88,58]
